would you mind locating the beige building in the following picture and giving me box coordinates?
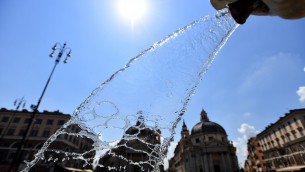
[250,108,305,171]
[257,109,305,169]
[168,109,239,172]
[0,108,94,172]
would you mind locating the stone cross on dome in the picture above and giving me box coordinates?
[200,108,209,122]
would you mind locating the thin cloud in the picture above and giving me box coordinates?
[296,67,305,103]
[243,112,251,117]
[239,53,299,93]
[297,86,305,102]
[233,123,259,166]
[233,138,248,162]
[163,141,178,170]
[238,123,259,140]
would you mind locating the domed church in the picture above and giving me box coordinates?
[168,109,239,172]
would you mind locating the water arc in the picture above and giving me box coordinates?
[22,9,238,172]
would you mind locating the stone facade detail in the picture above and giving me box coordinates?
[168,109,239,172]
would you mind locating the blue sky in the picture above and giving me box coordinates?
[1,0,305,167]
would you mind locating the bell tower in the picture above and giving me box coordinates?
[181,120,189,139]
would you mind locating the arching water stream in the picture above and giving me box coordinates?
[22,9,238,172]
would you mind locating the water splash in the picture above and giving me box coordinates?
[22,9,238,172]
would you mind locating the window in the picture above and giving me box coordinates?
[278,127,282,133]
[57,120,65,125]
[276,138,280,146]
[281,135,286,143]
[299,128,304,136]
[209,136,214,141]
[286,134,291,141]
[13,117,20,123]
[2,116,9,122]
[35,119,42,124]
[7,128,15,136]
[196,138,200,143]
[24,118,30,124]
[0,128,3,135]
[42,130,50,137]
[292,130,297,139]
[8,152,16,160]
[18,129,25,136]
[47,119,53,125]
[134,166,140,172]
[30,130,38,137]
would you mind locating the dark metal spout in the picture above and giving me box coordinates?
[228,0,256,24]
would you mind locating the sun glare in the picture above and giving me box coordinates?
[118,0,146,22]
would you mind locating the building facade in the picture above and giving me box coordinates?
[244,108,305,171]
[0,108,93,172]
[244,137,265,172]
[96,116,163,172]
[168,109,239,172]
[256,108,305,171]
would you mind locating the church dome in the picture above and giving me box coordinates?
[191,109,227,136]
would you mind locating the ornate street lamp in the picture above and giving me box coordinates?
[8,42,72,172]
[49,42,72,63]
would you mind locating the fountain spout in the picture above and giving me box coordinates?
[210,0,305,24]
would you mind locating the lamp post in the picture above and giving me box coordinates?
[0,97,26,142]
[8,42,72,172]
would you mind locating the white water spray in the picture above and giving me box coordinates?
[22,9,238,172]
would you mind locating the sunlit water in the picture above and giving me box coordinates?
[22,9,238,172]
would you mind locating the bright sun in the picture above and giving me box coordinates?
[118,0,147,22]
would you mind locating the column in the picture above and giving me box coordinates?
[194,153,198,172]
[226,153,232,172]
[209,153,214,172]
[221,153,227,172]
[187,153,192,172]
[203,154,209,172]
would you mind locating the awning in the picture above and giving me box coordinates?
[63,167,93,172]
[276,165,305,172]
